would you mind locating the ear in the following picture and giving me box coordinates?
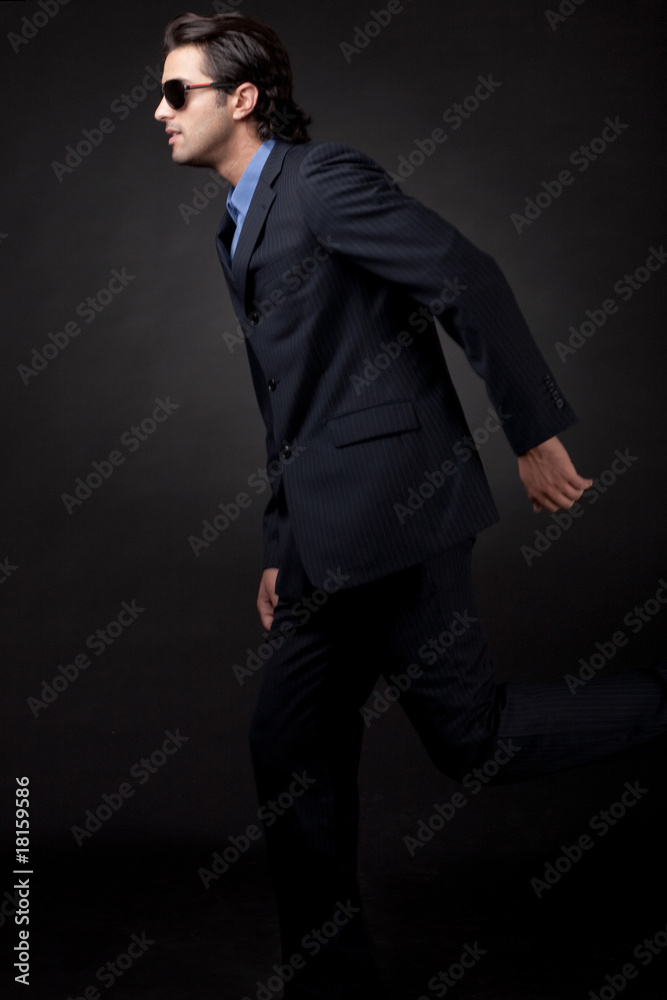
[230,82,260,122]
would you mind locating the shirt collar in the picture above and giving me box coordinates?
[226,139,276,230]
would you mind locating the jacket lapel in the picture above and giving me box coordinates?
[231,141,292,313]
[215,210,236,277]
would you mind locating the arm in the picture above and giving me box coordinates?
[299,143,578,455]
[245,348,282,624]
[244,342,282,568]
[299,144,591,510]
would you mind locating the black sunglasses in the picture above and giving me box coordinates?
[161,79,234,110]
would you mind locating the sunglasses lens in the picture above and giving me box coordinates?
[163,80,185,109]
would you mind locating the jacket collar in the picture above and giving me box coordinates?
[215,141,293,314]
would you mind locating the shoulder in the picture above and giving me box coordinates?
[278,141,390,187]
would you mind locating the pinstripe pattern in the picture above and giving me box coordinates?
[248,547,667,998]
[216,140,577,589]
[214,141,666,998]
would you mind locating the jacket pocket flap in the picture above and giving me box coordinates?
[327,400,419,447]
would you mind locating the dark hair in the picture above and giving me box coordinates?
[162,12,311,143]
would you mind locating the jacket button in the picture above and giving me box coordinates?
[280,444,292,460]
[267,379,277,392]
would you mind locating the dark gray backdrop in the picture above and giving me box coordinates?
[1,0,666,996]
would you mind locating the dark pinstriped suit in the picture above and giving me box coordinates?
[215,141,667,998]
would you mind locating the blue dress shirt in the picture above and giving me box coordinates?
[226,139,276,260]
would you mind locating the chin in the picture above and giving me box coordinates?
[174,150,210,169]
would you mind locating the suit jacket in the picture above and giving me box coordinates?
[215,140,576,590]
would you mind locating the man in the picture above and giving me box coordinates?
[155,13,666,998]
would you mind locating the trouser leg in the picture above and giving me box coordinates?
[249,596,384,998]
[249,539,666,997]
[382,541,667,783]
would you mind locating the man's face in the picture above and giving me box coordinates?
[155,43,232,168]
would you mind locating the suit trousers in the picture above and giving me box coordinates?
[249,538,667,998]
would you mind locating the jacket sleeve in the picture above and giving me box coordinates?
[244,340,281,569]
[298,142,577,454]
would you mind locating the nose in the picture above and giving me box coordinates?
[154,93,172,122]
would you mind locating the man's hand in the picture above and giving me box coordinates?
[518,436,593,513]
[257,567,279,630]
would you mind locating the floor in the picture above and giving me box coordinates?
[9,823,666,1000]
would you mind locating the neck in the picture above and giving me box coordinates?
[216,130,264,187]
